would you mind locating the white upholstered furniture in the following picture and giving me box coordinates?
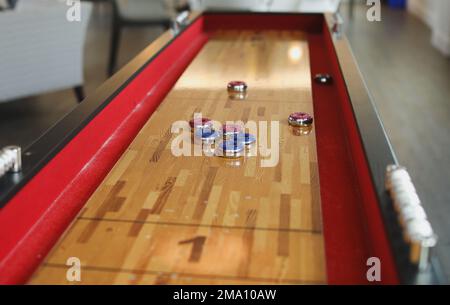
[108,0,179,75]
[188,0,341,13]
[0,0,92,103]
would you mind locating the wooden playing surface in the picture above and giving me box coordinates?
[30,30,326,284]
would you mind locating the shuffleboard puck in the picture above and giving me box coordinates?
[215,140,245,158]
[314,73,333,84]
[232,133,256,146]
[194,129,220,144]
[227,81,247,92]
[288,112,313,127]
[222,124,243,139]
[189,117,212,132]
[227,81,248,100]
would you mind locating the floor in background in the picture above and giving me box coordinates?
[341,3,450,282]
[0,3,449,282]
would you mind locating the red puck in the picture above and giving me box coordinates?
[288,112,313,127]
[189,117,212,131]
[222,123,243,137]
[227,81,247,92]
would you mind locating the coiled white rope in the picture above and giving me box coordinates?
[386,165,437,268]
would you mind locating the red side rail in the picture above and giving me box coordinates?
[309,21,398,284]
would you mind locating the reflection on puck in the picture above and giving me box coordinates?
[231,133,256,146]
[215,140,245,158]
[227,81,248,100]
[227,81,247,93]
[288,112,313,127]
[314,73,332,84]
[194,129,220,144]
[292,125,313,136]
[222,124,243,138]
[189,117,212,132]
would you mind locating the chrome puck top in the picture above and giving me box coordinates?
[227,81,247,92]
[189,117,212,131]
[314,74,332,84]
[288,112,313,127]
[194,129,220,144]
[222,124,243,137]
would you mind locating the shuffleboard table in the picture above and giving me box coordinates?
[0,11,443,285]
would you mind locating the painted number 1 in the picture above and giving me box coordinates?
[178,236,206,262]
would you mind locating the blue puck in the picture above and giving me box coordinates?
[195,129,220,144]
[215,140,245,158]
[229,133,256,146]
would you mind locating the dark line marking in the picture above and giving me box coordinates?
[77,216,322,234]
[41,263,325,284]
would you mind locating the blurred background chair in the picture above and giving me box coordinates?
[108,0,180,75]
[188,0,341,13]
[0,0,92,103]
[188,0,265,11]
